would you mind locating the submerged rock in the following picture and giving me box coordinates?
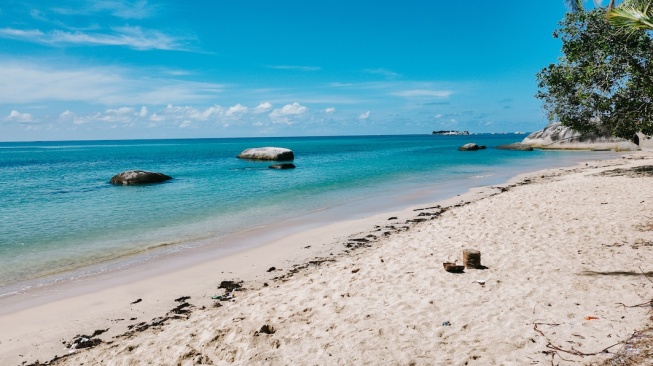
[521,122,640,151]
[110,170,172,185]
[237,147,294,161]
[268,163,296,170]
[458,143,486,151]
[497,143,534,151]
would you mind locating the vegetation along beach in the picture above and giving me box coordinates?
[1,1,653,365]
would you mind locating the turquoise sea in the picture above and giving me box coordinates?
[0,134,611,297]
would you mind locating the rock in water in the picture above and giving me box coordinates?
[458,143,486,151]
[110,170,172,185]
[496,143,534,151]
[521,122,640,151]
[237,147,294,161]
[268,163,296,169]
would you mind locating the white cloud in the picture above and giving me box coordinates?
[392,89,453,98]
[95,107,135,123]
[200,105,222,119]
[269,102,307,124]
[179,120,192,128]
[329,82,354,87]
[225,103,248,116]
[0,26,189,51]
[359,111,370,120]
[59,110,75,119]
[0,28,44,38]
[149,113,163,122]
[434,114,442,119]
[90,0,155,19]
[57,104,199,126]
[270,102,307,117]
[325,107,336,114]
[269,65,321,71]
[0,62,224,105]
[106,107,135,115]
[363,68,399,78]
[153,104,223,122]
[52,0,155,19]
[253,102,272,114]
[6,110,33,122]
[58,109,93,125]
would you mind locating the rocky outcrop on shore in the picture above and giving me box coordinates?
[521,122,640,151]
[497,143,534,151]
[237,147,294,161]
[110,170,173,185]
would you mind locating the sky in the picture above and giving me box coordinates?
[0,1,586,141]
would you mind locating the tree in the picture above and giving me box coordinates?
[606,0,653,31]
[564,0,617,12]
[536,8,653,138]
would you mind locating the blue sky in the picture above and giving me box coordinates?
[1,1,579,141]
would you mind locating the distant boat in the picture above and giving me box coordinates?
[431,130,470,136]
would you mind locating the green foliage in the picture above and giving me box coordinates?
[536,8,653,138]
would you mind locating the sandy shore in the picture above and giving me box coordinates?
[2,151,653,366]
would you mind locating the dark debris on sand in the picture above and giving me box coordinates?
[218,280,244,293]
[64,328,108,350]
[271,258,335,282]
[598,165,653,178]
[25,329,111,366]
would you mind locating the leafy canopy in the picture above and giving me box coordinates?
[536,7,653,138]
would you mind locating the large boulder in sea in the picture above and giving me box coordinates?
[521,122,640,151]
[497,143,534,151]
[458,143,486,151]
[237,147,294,161]
[110,170,172,185]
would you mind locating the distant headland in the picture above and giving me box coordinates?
[431,130,470,136]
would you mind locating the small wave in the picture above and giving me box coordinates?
[49,184,109,195]
[469,174,497,179]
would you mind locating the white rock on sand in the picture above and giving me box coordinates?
[2,152,653,366]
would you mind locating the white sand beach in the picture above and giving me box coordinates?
[2,152,653,365]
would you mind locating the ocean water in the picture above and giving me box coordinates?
[0,135,611,296]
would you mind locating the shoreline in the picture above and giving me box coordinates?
[2,150,652,365]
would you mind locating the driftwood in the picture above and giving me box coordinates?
[533,322,622,364]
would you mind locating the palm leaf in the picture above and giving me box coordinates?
[607,6,653,31]
[565,0,585,12]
